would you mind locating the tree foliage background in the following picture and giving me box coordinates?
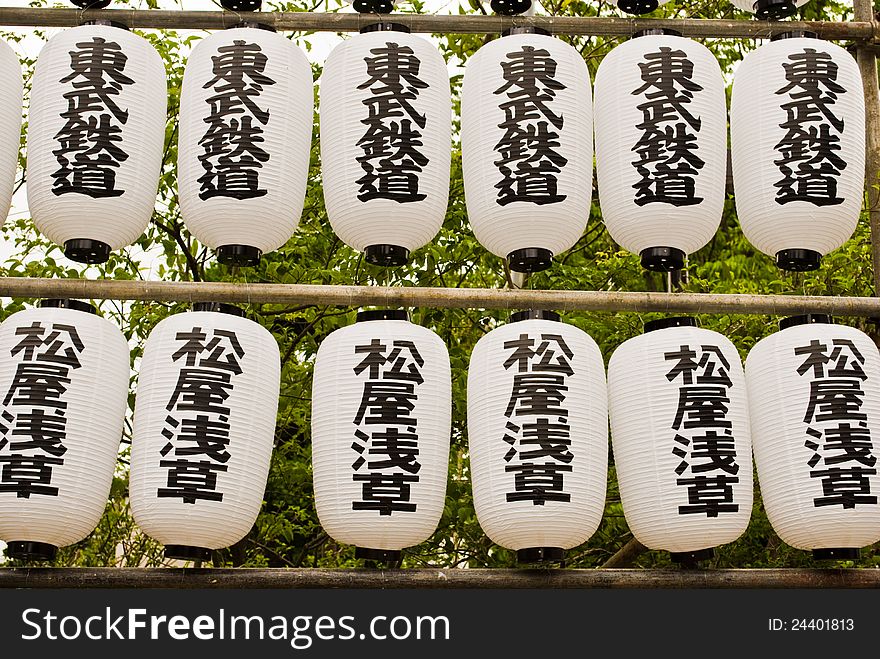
[0,0,877,570]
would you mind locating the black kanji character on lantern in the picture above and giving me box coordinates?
[352,472,419,515]
[157,458,229,503]
[505,462,573,505]
[198,40,276,201]
[773,48,848,206]
[676,474,740,516]
[631,47,704,207]
[53,36,134,198]
[356,42,429,203]
[493,45,568,206]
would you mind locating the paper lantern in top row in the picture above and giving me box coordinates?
[730,31,864,272]
[608,317,753,562]
[594,29,727,272]
[467,310,607,563]
[0,299,130,562]
[461,28,592,273]
[129,302,280,561]
[745,315,880,559]
[0,39,21,230]
[26,21,167,264]
[311,310,451,561]
[178,23,313,267]
[320,24,451,268]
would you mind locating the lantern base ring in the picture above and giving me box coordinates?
[355,547,402,562]
[509,309,560,323]
[359,22,410,34]
[507,248,553,273]
[670,547,714,567]
[365,244,410,267]
[5,541,58,562]
[217,244,262,267]
[617,0,659,15]
[164,545,212,562]
[517,547,565,564]
[490,0,533,15]
[813,548,860,561]
[754,0,798,20]
[64,239,111,264]
[640,246,685,272]
[775,248,821,272]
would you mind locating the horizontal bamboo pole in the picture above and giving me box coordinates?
[1,277,879,317]
[0,567,876,588]
[0,7,874,41]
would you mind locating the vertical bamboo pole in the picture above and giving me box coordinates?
[854,0,880,296]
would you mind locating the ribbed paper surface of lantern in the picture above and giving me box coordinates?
[467,319,607,551]
[0,306,130,549]
[730,38,864,260]
[608,325,753,553]
[0,39,21,227]
[745,322,880,551]
[319,31,451,253]
[26,24,166,252]
[178,28,313,256]
[311,319,451,551]
[461,33,592,260]
[594,35,727,259]
[129,311,280,551]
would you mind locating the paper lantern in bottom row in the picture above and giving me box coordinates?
[0,299,130,561]
[467,310,608,563]
[129,302,280,561]
[311,310,451,561]
[608,317,753,563]
[745,314,880,559]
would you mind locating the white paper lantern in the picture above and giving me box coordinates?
[0,299,129,561]
[461,29,592,273]
[0,39,22,229]
[745,315,880,559]
[730,32,864,271]
[467,310,607,562]
[615,0,673,16]
[26,23,166,264]
[311,310,451,560]
[730,0,809,19]
[319,25,451,267]
[129,303,280,561]
[594,31,727,272]
[178,26,313,266]
[607,317,753,560]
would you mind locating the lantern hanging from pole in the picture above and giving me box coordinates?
[26,18,166,264]
[461,27,593,273]
[745,314,880,560]
[311,310,451,561]
[730,0,809,20]
[0,299,130,562]
[467,310,607,564]
[319,20,451,267]
[177,16,313,267]
[614,0,672,16]
[129,302,280,562]
[607,317,753,564]
[730,31,864,272]
[0,39,22,228]
[594,29,727,272]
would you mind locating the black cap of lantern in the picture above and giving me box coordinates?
[356,309,408,322]
[228,21,277,32]
[618,0,661,16]
[812,548,860,561]
[217,244,263,267]
[365,244,410,267]
[776,249,822,272]
[164,545,212,562]
[39,298,97,315]
[644,316,697,333]
[641,246,685,272]
[507,248,553,273]
[71,0,113,10]
[359,22,410,34]
[355,547,401,562]
[490,0,533,15]
[755,0,800,21]
[354,0,397,13]
[509,309,560,323]
[501,26,551,37]
[670,547,714,567]
[770,30,818,41]
[779,313,833,330]
[192,301,245,317]
[517,547,565,564]
[219,0,262,11]
[5,541,58,562]
[64,239,111,264]
[632,28,683,37]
